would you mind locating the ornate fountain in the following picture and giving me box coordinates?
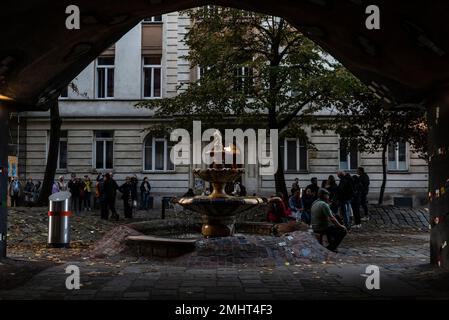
[176,132,266,237]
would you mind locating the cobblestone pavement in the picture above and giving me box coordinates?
[1,206,448,300]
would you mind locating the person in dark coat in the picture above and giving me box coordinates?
[301,188,315,224]
[305,177,319,201]
[140,177,151,211]
[337,171,354,229]
[101,173,119,220]
[358,167,370,221]
[326,175,339,215]
[68,174,83,215]
[119,177,137,219]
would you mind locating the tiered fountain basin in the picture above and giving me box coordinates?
[176,167,266,237]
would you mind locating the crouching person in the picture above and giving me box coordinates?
[311,188,347,252]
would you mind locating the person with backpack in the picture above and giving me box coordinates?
[23,177,34,207]
[9,177,22,207]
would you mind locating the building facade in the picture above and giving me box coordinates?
[19,12,429,207]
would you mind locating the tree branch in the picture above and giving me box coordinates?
[277,93,319,129]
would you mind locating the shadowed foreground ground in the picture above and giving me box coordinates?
[1,206,448,300]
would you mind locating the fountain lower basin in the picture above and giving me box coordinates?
[177,196,265,237]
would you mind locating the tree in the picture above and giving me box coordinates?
[137,7,354,200]
[38,82,85,204]
[319,82,428,204]
[38,99,61,205]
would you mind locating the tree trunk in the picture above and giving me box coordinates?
[274,141,289,202]
[38,100,61,205]
[378,144,387,205]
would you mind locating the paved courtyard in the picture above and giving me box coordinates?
[1,205,449,300]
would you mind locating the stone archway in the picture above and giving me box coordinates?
[1,0,449,267]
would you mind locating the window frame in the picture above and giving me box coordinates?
[93,131,114,170]
[143,136,176,173]
[59,86,69,99]
[283,138,308,173]
[142,56,162,99]
[339,139,359,172]
[96,57,115,99]
[387,141,409,172]
[234,66,254,95]
[142,16,163,24]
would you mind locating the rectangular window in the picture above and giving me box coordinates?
[281,139,308,172]
[47,130,68,170]
[234,66,254,95]
[60,86,68,98]
[388,142,408,171]
[144,136,175,172]
[340,139,358,171]
[96,57,115,98]
[143,16,162,23]
[143,56,162,98]
[94,131,114,170]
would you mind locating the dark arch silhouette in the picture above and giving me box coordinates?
[1,0,449,267]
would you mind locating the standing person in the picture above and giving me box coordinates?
[358,167,370,221]
[337,171,354,229]
[94,173,103,210]
[140,177,151,211]
[131,174,139,211]
[321,179,328,189]
[326,175,339,215]
[32,180,41,204]
[306,177,319,200]
[83,175,92,211]
[24,177,34,206]
[119,177,137,219]
[56,175,67,191]
[68,174,82,215]
[351,175,363,228]
[291,178,300,195]
[9,177,22,207]
[301,188,315,224]
[101,173,119,220]
[311,189,347,252]
[52,179,60,194]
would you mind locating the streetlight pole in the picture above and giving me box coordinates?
[0,102,9,258]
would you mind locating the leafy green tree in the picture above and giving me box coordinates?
[318,84,428,204]
[137,7,355,199]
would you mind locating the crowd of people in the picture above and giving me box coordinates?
[7,173,153,221]
[7,176,41,207]
[51,173,153,220]
[267,167,370,252]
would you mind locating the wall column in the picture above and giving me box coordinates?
[428,90,449,268]
[0,103,9,258]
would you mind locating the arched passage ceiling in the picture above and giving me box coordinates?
[1,0,449,110]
